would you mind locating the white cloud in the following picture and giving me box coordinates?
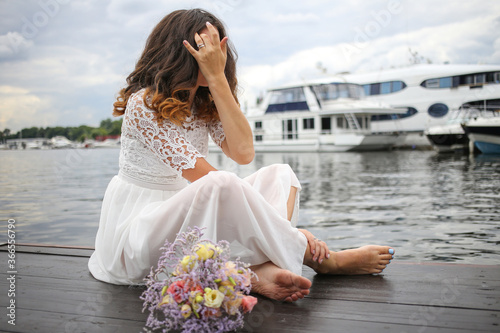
[0,32,34,59]
[0,86,54,131]
[274,12,320,23]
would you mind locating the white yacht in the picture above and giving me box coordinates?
[343,64,500,148]
[245,79,407,152]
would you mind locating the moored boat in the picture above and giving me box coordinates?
[425,106,496,153]
[462,116,500,154]
[245,80,407,152]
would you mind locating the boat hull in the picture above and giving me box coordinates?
[426,133,469,152]
[250,133,401,152]
[463,118,500,154]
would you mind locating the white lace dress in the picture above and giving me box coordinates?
[88,89,308,285]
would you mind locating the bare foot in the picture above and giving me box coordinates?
[306,245,394,275]
[250,262,312,302]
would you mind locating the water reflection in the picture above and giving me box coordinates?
[1,149,499,265]
[209,151,500,264]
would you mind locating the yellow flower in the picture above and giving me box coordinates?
[158,294,172,307]
[181,255,195,272]
[204,289,225,308]
[188,289,204,305]
[218,285,234,296]
[181,304,192,319]
[194,243,221,261]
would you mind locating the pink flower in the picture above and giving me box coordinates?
[167,280,185,303]
[241,295,257,313]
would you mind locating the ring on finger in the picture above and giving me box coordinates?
[197,43,205,48]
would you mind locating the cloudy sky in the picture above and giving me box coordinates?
[1,0,499,132]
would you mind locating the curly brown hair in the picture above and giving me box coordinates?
[113,9,239,125]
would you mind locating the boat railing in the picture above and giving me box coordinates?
[447,105,499,123]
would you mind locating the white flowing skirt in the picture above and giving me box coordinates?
[88,164,308,285]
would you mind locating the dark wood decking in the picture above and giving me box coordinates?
[0,244,499,333]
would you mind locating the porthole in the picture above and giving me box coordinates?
[428,103,449,118]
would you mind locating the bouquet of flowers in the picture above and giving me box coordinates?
[141,227,258,333]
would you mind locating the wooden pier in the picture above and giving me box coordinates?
[1,244,499,332]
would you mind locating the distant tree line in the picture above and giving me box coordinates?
[0,118,123,143]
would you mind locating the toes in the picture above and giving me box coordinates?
[295,276,312,289]
[380,255,393,262]
[378,246,395,256]
[284,292,303,302]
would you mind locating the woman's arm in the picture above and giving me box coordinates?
[209,76,255,165]
[184,22,255,165]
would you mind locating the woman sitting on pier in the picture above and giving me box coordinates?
[88,8,395,302]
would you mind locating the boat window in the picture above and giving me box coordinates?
[381,82,391,94]
[336,117,344,129]
[321,117,332,133]
[282,119,298,140]
[363,84,370,96]
[363,81,406,95]
[266,87,308,113]
[269,87,305,104]
[475,74,485,84]
[356,117,364,128]
[371,107,418,121]
[349,84,364,98]
[312,83,364,101]
[439,77,452,88]
[255,135,263,142]
[428,103,449,118]
[370,83,381,95]
[424,79,439,88]
[392,81,403,92]
[338,85,350,98]
[254,121,262,129]
[423,71,500,89]
[303,118,315,130]
[314,84,339,100]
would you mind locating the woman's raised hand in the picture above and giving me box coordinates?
[183,22,228,84]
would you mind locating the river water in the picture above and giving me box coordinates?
[1,148,499,264]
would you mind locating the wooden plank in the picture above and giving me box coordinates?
[248,296,499,332]
[2,308,146,333]
[0,247,499,333]
[304,264,500,311]
[0,244,94,257]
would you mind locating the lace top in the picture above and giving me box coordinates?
[119,89,226,186]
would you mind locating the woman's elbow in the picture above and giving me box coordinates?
[233,145,255,165]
